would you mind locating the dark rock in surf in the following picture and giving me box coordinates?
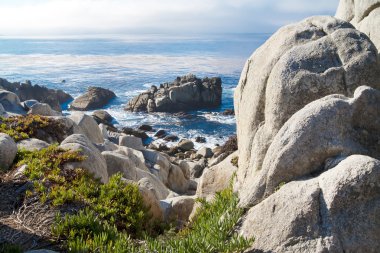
[0,78,72,112]
[125,74,222,113]
[92,110,114,126]
[70,87,116,111]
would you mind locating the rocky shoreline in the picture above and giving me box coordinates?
[125,74,222,113]
[1,0,380,252]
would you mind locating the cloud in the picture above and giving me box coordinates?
[0,0,340,36]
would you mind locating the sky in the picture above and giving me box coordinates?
[0,0,340,36]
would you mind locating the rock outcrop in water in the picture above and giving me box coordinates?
[0,78,72,111]
[125,74,222,113]
[70,86,116,111]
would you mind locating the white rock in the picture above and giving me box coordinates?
[119,135,144,150]
[17,138,49,151]
[0,133,17,170]
[69,112,104,144]
[60,134,108,182]
[28,102,61,116]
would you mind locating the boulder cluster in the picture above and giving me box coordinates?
[125,74,222,113]
[219,4,380,252]
[0,87,232,232]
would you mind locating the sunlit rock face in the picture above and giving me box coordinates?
[336,0,380,51]
[232,14,380,253]
[233,16,380,207]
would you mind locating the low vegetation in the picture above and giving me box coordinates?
[0,115,64,142]
[231,156,239,167]
[8,145,252,252]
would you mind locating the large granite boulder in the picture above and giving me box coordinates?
[92,110,114,126]
[234,16,380,205]
[160,196,195,224]
[143,149,190,194]
[197,152,238,201]
[0,78,73,112]
[0,89,26,114]
[0,133,17,170]
[234,86,380,252]
[60,134,108,182]
[70,86,116,111]
[17,138,49,151]
[239,85,380,206]
[69,112,104,144]
[125,74,222,113]
[336,0,380,51]
[28,102,62,116]
[240,155,380,253]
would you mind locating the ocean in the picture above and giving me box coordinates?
[0,33,270,147]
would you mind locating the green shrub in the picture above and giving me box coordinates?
[17,146,253,253]
[55,181,253,253]
[17,146,150,242]
[93,174,148,234]
[144,183,253,253]
[52,209,139,253]
[0,115,62,142]
[231,156,239,167]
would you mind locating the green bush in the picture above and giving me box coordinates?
[144,183,253,253]
[16,146,253,253]
[0,115,62,142]
[55,182,253,253]
[52,209,139,253]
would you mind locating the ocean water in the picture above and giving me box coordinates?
[0,33,269,147]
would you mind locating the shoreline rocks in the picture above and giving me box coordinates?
[70,86,116,111]
[125,74,222,113]
[0,78,72,112]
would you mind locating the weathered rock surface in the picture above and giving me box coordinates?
[143,149,190,194]
[0,104,7,117]
[102,151,141,180]
[197,152,238,201]
[179,160,204,178]
[17,138,50,151]
[121,127,148,140]
[125,74,222,113]
[234,16,380,205]
[0,133,18,170]
[137,176,170,201]
[177,139,194,151]
[0,89,26,114]
[240,155,380,253]
[139,183,164,221]
[167,164,189,194]
[48,116,85,140]
[92,110,114,126]
[336,0,380,51]
[28,102,62,116]
[21,99,38,110]
[119,135,144,150]
[160,196,195,223]
[69,112,104,144]
[196,147,213,158]
[239,86,380,207]
[60,134,108,182]
[70,86,116,111]
[0,78,72,112]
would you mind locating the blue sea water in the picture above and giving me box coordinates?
[0,33,269,147]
